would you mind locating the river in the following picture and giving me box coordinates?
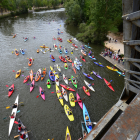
[0,8,124,140]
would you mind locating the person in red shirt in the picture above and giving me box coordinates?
[20,132,26,139]
[9,112,15,118]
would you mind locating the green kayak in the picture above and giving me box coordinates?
[46,79,51,89]
[71,75,77,88]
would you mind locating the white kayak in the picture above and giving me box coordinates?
[84,80,95,92]
[71,47,78,50]
[8,94,19,136]
[56,64,61,72]
[40,49,46,54]
[63,74,68,85]
[55,76,59,86]
[62,87,68,102]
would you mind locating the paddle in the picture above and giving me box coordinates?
[14,131,30,138]
[6,102,24,109]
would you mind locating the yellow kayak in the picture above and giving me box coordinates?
[67,39,72,43]
[69,93,75,107]
[56,84,64,106]
[106,66,118,71]
[15,69,21,78]
[64,104,74,121]
[40,46,49,48]
[65,126,71,140]
[50,66,59,78]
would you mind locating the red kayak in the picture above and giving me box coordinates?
[59,56,67,63]
[8,84,14,97]
[80,55,86,62]
[83,86,90,96]
[23,75,30,83]
[60,84,75,92]
[72,63,76,74]
[72,43,78,48]
[103,78,115,92]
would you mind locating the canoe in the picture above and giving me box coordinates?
[103,78,115,92]
[64,47,68,54]
[49,70,55,81]
[83,86,90,96]
[64,63,68,69]
[83,103,92,133]
[65,55,72,63]
[65,126,71,140]
[67,39,72,43]
[72,43,78,48]
[81,50,87,56]
[69,92,75,107]
[60,84,76,92]
[83,72,94,80]
[64,104,74,121]
[55,76,59,86]
[80,55,86,62]
[71,75,77,88]
[92,71,102,79]
[116,71,125,76]
[8,94,19,136]
[15,50,19,56]
[30,80,35,92]
[15,69,21,78]
[72,63,76,74]
[46,79,51,89]
[17,119,29,140]
[8,84,14,97]
[84,80,95,92]
[56,84,64,106]
[59,56,67,63]
[23,75,30,83]
[81,122,87,138]
[56,64,61,72]
[58,48,62,54]
[20,49,25,55]
[24,37,28,42]
[28,58,33,66]
[63,74,68,84]
[30,69,33,82]
[40,46,49,48]
[35,69,41,82]
[50,55,55,62]
[41,68,46,80]
[62,87,68,102]
[94,62,104,67]
[76,93,83,109]
[39,86,45,100]
[106,66,118,71]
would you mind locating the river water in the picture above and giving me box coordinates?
[0,8,124,140]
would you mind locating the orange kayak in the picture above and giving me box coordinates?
[72,63,76,74]
[30,69,33,82]
[41,68,46,80]
[35,69,41,82]
[15,50,19,56]
[28,58,33,66]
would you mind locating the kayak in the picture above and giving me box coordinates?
[57,37,63,42]
[15,69,21,78]
[83,72,94,80]
[55,76,59,86]
[83,86,90,96]
[81,50,87,56]
[64,63,68,69]
[76,93,83,109]
[28,57,33,66]
[46,79,51,89]
[72,63,76,74]
[37,49,40,53]
[84,80,95,92]
[94,62,104,67]
[8,94,19,136]
[72,43,78,48]
[92,71,102,79]
[65,55,72,63]
[56,84,64,106]
[39,86,45,100]
[59,56,67,63]
[49,70,55,81]
[65,126,71,140]
[64,104,74,121]
[69,92,75,107]
[80,55,86,62]
[71,75,77,88]
[89,55,96,60]
[56,64,61,72]
[74,60,80,70]
[17,119,30,140]
[40,45,49,48]
[71,47,78,50]
[64,47,68,54]
[53,44,57,50]
[41,68,46,80]
[60,84,76,92]
[30,69,33,82]
[106,66,118,71]
[67,39,72,43]
[35,69,41,82]
[8,84,14,97]
[50,66,59,78]
[20,49,25,55]
[103,78,115,92]
[23,75,30,83]
[13,34,16,38]
[83,103,92,133]
[85,45,91,48]
[40,49,46,54]
[58,48,62,54]
[15,50,19,56]
[30,80,35,92]
[62,87,68,102]
[81,121,87,138]
[50,55,55,62]
[53,37,56,40]
[63,74,68,84]
[24,37,28,42]
[116,71,125,76]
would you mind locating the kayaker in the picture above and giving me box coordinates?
[67,108,72,115]
[47,81,50,85]
[51,55,54,59]
[30,83,34,87]
[9,87,13,91]
[85,89,89,92]
[29,58,32,63]
[122,71,125,75]
[57,90,60,93]
[43,44,45,48]
[9,112,15,118]
[16,71,20,75]
[85,114,89,121]
[12,103,18,108]
[107,82,111,86]
[83,131,87,137]
[92,55,94,58]
[71,50,73,54]
[59,95,63,99]
[87,74,90,77]
[20,132,26,139]
[72,77,76,82]
[63,90,67,95]
[50,71,53,76]
[24,76,27,80]
[88,83,91,87]
[18,124,26,132]
[70,96,75,102]
[41,90,44,95]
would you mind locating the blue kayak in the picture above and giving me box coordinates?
[74,60,80,70]
[20,49,25,55]
[49,70,55,81]
[83,103,92,133]
[83,73,94,80]
[94,62,104,67]
[24,37,28,42]
[58,49,62,54]
[116,71,125,76]
[89,55,96,60]
[85,45,91,49]
[50,55,55,62]
[64,48,68,54]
